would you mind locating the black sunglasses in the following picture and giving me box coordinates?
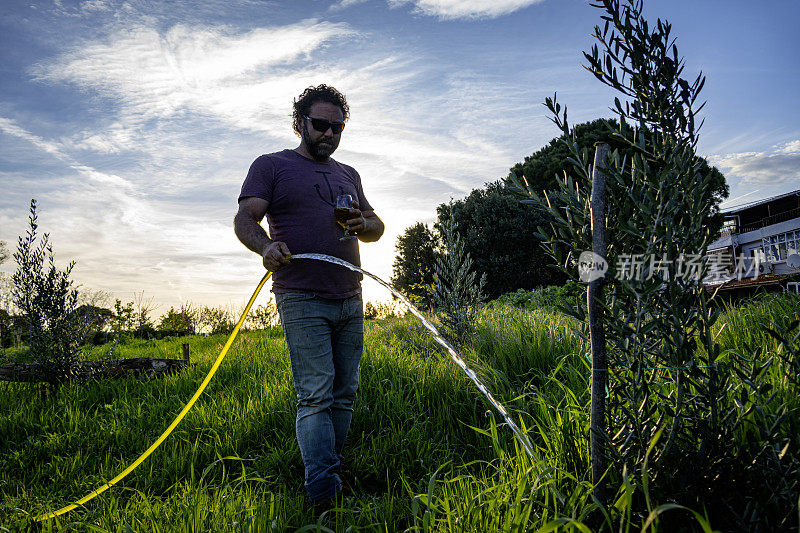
[303,115,345,134]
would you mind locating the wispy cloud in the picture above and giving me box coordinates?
[388,0,547,20]
[0,117,67,160]
[51,0,112,18]
[710,140,800,188]
[28,18,537,199]
[0,117,148,231]
[0,115,241,305]
[330,0,370,12]
[30,20,356,128]
[78,0,112,14]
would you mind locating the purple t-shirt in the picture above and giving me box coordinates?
[238,149,373,299]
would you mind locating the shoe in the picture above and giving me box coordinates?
[313,490,342,518]
[313,497,335,517]
[339,470,359,497]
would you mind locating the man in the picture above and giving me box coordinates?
[234,84,384,508]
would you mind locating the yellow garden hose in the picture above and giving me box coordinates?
[35,271,272,522]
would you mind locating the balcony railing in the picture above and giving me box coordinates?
[738,225,761,234]
[718,207,800,237]
[761,207,800,228]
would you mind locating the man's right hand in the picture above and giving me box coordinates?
[262,241,292,271]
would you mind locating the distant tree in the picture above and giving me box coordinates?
[0,274,12,314]
[198,305,235,335]
[0,308,12,349]
[67,304,112,345]
[364,300,402,320]
[133,291,157,338]
[505,118,729,234]
[391,222,439,309]
[74,304,113,332]
[78,288,111,309]
[112,299,135,335]
[507,119,626,194]
[158,305,196,334]
[0,241,12,347]
[246,302,279,330]
[436,181,565,300]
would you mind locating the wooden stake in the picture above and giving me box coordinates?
[589,142,609,505]
[182,343,190,362]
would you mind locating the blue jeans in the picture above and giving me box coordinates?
[275,292,364,503]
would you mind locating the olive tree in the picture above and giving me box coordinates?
[12,200,82,382]
[512,0,794,526]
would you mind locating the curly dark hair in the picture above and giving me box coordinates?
[292,84,350,137]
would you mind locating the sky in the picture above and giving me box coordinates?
[1,0,799,313]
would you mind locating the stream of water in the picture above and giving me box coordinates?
[292,253,537,458]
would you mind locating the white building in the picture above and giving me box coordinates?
[706,189,800,295]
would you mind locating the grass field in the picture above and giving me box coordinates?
[0,294,798,532]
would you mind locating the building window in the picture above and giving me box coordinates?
[763,230,800,262]
[720,218,738,236]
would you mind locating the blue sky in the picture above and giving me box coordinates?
[1,0,799,310]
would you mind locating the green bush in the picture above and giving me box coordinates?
[11,200,86,383]
[492,281,582,312]
[158,304,197,335]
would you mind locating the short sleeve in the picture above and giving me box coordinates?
[351,167,373,212]
[238,156,275,204]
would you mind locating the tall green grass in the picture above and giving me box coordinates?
[0,295,797,531]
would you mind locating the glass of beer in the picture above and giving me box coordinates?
[335,194,357,241]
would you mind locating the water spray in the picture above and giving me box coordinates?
[292,254,537,458]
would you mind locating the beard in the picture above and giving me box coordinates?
[302,123,338,161]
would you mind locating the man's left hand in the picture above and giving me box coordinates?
[344,198,384,242]
[346,199,366,233]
